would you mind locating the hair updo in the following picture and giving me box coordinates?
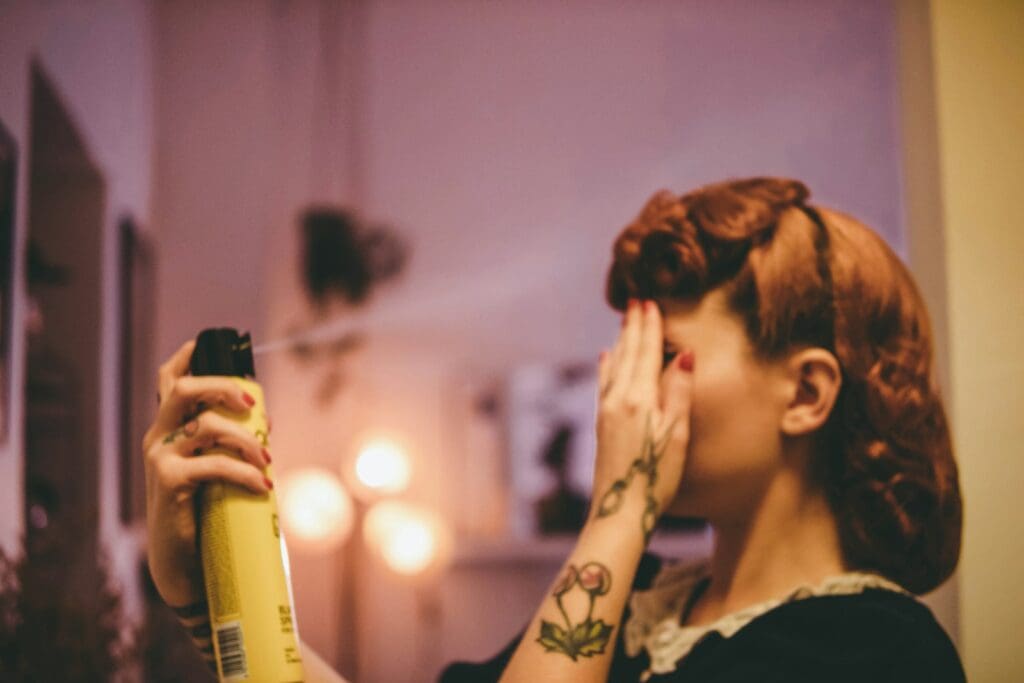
[605,177,962,595]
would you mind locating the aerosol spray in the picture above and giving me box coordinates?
[190,328,305,682]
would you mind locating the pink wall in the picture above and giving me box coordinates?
[149,1,908,681]
[0,0,155,632]
[0,1,949,680]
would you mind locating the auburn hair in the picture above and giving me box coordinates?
[605,177,962,595]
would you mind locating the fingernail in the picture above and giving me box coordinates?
[263,476,274,490]
[677,350,695,372]
[242,392,256,407]
[263,448,272,465]
[644,300,655,314]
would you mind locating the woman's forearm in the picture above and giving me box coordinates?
[498,513,646,682]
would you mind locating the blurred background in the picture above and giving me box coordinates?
[0,0,1020,681]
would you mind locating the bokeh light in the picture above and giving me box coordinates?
[278,467,354,553]
[353,439,412,495]
[363,500,452,576]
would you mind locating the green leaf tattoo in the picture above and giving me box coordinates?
[595,413,677,543]
[536,562,615,661]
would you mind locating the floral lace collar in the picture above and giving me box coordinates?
[623,559,912,680]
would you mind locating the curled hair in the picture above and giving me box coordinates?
[606,177,962,594]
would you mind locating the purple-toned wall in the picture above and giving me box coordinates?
[0,1,911,681]
[152,3,907,680]
[0,1,155,636]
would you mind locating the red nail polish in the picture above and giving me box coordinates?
[263,449,272,465]
[264,476,274,490]
[677,350,695,372]
[243,392,256,407]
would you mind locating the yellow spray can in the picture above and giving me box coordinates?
[190,328,305,682]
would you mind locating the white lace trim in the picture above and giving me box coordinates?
[623,559,912,680]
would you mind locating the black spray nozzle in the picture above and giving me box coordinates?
[189,328,256,378]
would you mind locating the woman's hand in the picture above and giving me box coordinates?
[592,298,694,543]
[143,339,272,607]
[499,299,694,682]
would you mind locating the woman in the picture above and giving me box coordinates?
[144,177,964,682]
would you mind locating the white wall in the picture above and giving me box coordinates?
[926,1,1024,680]
[0,0,155,621]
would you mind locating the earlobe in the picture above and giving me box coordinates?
[780,349,842,437]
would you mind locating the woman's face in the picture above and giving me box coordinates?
[656,289,790,520]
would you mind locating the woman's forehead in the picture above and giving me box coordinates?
[658,289,728,321]
[659,291,744,344]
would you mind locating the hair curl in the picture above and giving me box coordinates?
[606,177,962,594]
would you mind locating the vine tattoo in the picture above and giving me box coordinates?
[595,413,677,543]
[536,562,614,661]
[163,418,200,444]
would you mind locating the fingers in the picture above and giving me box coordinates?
[158,339,197,401]
[175,454,270,495]
[172,376,254,414]
[164,411,268,470]
[631,301,663,398]
[607,299,643,402]
[606,299,663,405]
[155,376,254,435]
[657,350,695,443]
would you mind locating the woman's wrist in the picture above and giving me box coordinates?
[580,503,650,557]
[148,544,205,607]
[498,499,647,681]
[583,492,654,550]
[156,580,204,610]
[169,599,217,672]
[152,555,214,672]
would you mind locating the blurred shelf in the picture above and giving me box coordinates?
[452,528,713,568]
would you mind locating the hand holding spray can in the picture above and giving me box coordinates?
[190,328,305,682]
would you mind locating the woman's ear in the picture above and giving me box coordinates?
[779,348,842,437]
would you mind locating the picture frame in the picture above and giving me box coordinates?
[0,118,18,444]
[505,361,598,537]
[504,359,709,539]
[118,215,157,523]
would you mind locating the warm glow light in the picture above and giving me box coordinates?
[383,517,435,574]
[354,440,411,494]
[278,467,354,553]
[363,501,452,576]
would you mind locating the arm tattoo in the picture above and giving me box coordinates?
[595,413,678,543]
[536,562,614,661]
[163,418,200,444]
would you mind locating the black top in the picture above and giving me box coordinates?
[438,554,965,683]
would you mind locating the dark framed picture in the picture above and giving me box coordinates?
[0,119,17,443]
[118,216,157,522]
[505,361,599,537]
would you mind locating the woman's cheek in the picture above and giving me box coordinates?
[680,361,747,473]
[680,381,714,477]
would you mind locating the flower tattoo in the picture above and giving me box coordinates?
[536,562,615,661]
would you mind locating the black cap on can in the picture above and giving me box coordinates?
[189,328,256,378]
